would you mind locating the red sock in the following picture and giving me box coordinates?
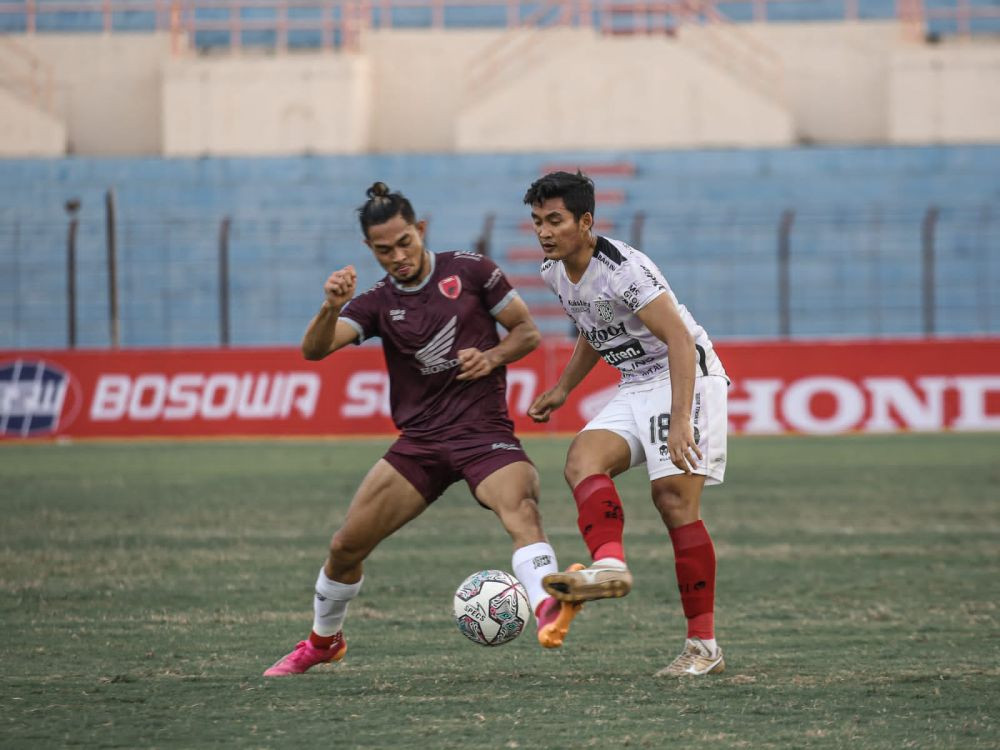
[669,520,716,640]
[535,596,558,626]
[309,631,337,649]
[573,474,626,563]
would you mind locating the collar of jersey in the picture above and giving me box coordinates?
[561,245,599,287]
[389,251,436,293]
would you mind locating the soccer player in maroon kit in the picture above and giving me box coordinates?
[264,182,582,676]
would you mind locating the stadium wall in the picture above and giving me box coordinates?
[6,33,170,156]
[452,29,793,151]
[4,24,1000,156]
[163,54,371,156]
[365,29,505,153]
[742,22,897,144]
[0,86,66,156]
[890,43,1000,143]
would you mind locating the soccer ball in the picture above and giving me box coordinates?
[453,569,530,646]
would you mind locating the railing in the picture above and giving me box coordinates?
[170,0,364,51]
[1,0,998,52]
[4,202,996,346]
[496,203,1000,339]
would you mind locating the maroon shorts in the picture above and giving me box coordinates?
[382,424,532,504]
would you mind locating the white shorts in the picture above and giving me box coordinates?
[582,375,729,484]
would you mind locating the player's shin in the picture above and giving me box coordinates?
[669,520,716,645]
[573,474,626,563]
[311,567,363,648]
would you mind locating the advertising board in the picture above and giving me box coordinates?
[2,338,998,439]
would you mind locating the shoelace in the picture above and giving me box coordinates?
[668,650,698,671]
[669,643,716,671]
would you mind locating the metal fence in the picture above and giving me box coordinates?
[1,196,996,348]
[1,0,998,52]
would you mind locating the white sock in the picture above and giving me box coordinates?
[512,542,559,615]
[693,636,719,654]
[312,567,363,637]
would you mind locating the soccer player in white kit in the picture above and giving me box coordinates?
[524,171,730,677]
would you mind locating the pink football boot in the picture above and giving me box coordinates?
[263,633,347,676]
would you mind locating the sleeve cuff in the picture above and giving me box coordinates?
[633,288,667,314]
[339,316,366,344]
[489,289,519,317]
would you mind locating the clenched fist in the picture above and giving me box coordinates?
[323,266,357,309]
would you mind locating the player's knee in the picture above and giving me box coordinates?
[563,450,593,488]
[328,531,367,568]
[564,435,628,488]
[564,453,608,489]
[652,488,696,526]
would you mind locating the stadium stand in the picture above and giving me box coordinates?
[1,145,998,348]
[1,0,997,47]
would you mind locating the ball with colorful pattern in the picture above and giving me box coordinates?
[453,569,530,646]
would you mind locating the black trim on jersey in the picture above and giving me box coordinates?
[594,236,625,267]
[695,344,708,376]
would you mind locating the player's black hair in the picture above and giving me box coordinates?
[522,170,596,222]
[358,181,417,237]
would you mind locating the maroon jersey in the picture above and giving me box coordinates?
[340,251,519,437]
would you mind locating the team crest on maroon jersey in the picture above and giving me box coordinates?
[595,299,615,323]
[438,275,462,299]
[438,276,462,299]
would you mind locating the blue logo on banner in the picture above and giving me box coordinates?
[0,360,72,437]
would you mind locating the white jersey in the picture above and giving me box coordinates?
[541,236,728,386]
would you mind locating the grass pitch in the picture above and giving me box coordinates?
[1,434,998,749]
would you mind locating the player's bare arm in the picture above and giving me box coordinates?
[636,293,702,473]
[456,294,541,381]
[527,332,602,422]
[301,266,361,360]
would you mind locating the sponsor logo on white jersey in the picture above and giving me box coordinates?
[581,322,627,348]
[416,316,460,375]
[600,339,647,366]
[623,283,642,312]
[594,253,618,271]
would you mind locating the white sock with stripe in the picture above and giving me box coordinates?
[512,541,559,614]
[312,568,363,637]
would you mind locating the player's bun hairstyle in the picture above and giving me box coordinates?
[522,170,596,222]
[359,181,417,237]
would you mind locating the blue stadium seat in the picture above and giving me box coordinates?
[5,0,999,45]
[2,146,998,346]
